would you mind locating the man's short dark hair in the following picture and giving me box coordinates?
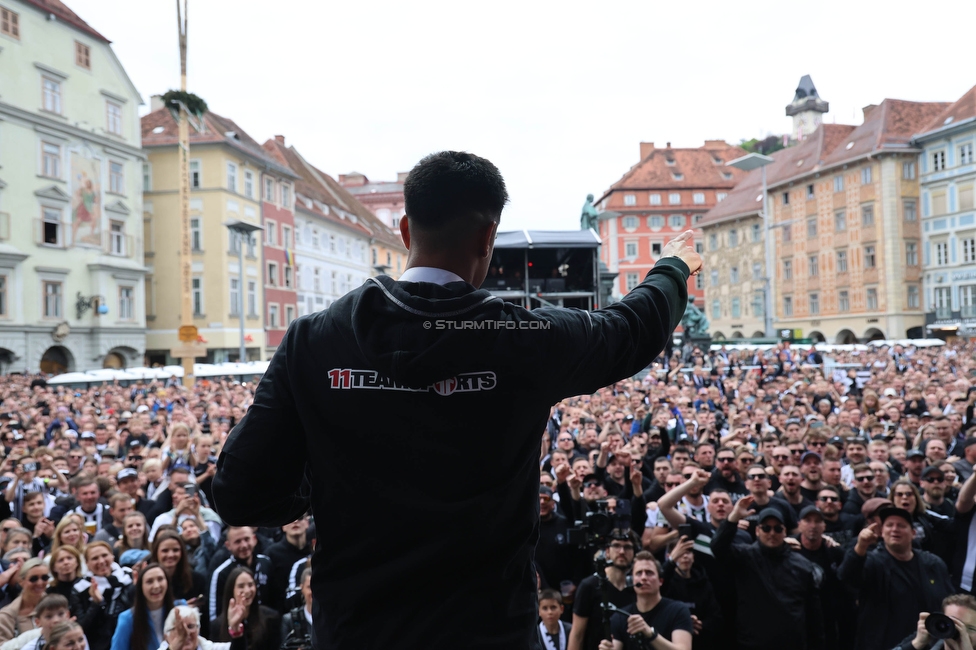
[538,589,563,605]
[943,593,976,614]
[403,151,509,235]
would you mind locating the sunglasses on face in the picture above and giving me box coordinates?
[855,476,875,482]
[583,482,599,489]
[27,574,50,583]
[759,524,785,534]
[747,474,768,480]
[924,477,945,483]
[716,458,734,464]
[818,496,840,502]
[665,482,682,488]
[809,441,826,448]
[772,455,790,461]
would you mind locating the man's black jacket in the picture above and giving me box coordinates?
[213,258,689,650]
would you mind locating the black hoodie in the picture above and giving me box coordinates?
[213,258,689,650]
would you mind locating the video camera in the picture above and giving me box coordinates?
[280,607,312,650]
[567,498,632,548]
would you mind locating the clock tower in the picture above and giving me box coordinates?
[786,75,829,141]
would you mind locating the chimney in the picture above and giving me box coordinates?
[666,142,671,149]
[274,135,285,145]
[338,173,367,187]
[639,142,654,160]
[150,94,165,112]
[862,104,878,120]
[397,172,409,183]
[703,140,727,149]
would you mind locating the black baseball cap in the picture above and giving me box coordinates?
[878,506,914,526]
[757,508,785,524]
[905,449,926,460]
[921,466,945,481]
[539,486,553,498]
[799,505,824,521]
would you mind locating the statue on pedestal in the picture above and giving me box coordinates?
[580,194,600,231]
[681,295,710,338]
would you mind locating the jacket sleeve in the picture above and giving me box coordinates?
[804,568,826,650]
[212,324,311,528]
[836,547,868,590]
[110,610,133,650]
[537,258,690,399]
[0,603,17,644]
[710,518,740,561]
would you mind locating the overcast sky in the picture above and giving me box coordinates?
[72,0,975,231]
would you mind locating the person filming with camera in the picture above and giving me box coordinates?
[568,531,637,650]
[895,594,976,650]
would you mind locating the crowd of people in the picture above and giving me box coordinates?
[537,340,976,650]
[0,375,313,650]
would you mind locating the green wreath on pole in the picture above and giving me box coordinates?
[161,90,208,118]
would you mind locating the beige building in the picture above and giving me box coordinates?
[141,99,297,363]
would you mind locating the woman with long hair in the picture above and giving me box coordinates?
[114,513,149,560]
[889,478,953,557]
[0,559,49,642]
[110,563,176,650]
[72,542,132,650]
[50,519,85,562]
[47,546,83,601]
[214,567,280,650]
[150,531,207,636]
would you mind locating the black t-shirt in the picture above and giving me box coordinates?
[608,599,693,649]
[573,573,635,650]
[885,555,925,650]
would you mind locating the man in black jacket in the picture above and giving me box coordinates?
[212,151,700,650]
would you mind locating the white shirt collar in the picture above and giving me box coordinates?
[397,267,465,286]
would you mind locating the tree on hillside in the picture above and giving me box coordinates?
[739,135,786,155]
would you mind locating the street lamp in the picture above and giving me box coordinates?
[726,153,775,338]
[224,219,263,363]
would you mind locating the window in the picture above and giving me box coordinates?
[42,282,62,318]
[782,225,792,242]
[728,229,738,247]
[269,304,279,328]
[731,297,741,318]
[652,242,662,256]
[246,233,256,258]
[244,171,254,199]
[708,234,718,250]
[230,278,240,316]
[933,151,946,171]
[936,242,949,266]
[861,166,872,184]
[908,285,920,309]
[782,191,790,205]
[669,193,681,205]
[266,221,276,246]
[109,161,124,194]
[833,175,844,192]
[142,164,151,192]
[648,215,664,229]
[189,217,202,251]
[903,161,916,180]
[693,193,705,205]
[268,262,278,286]
[783,260,792,280]
[904,199,917,222]
[753,295,764,317]
[192,278,203,315]
[1,7,19,39]
[730,267,739,283]
[752,262,762,280]
[286,305,295,325]
[807,218,817,238]
[331,270,338,294]
[669,214,686,229]
[861,204,874,226]
[312,229,319,248]
[42,207,63,246]
[839,290,850,312]
[189,160,201,188]
[284,266,293,289]
[649,193,661,205]
[806,184,815,199]
[226,162,238,192]
[110,221,125,255]
[282,226,292,249]
[906,242,918,266]
[625,273,639,291]
[711,300,721,320]
[623,216,638,229]
[808,255,818,277]
[809,293,819,315]
[42,78,62,114]
[865,245,876,268]
[73,40,91,68]
[960,143,975,165]
[313,267,321,292]
[935,287,951,318]
[282,185,291,208]
[835,210,846,231]
[118,286,133,320]
[716,192,727,202]
[247,281,257,315]
[963,237,975,263]
[866,288,878,311]
[106,101,122,136]
[784,296,793,316]
[672,173,684,181]
[41,142,61,179]
[932,191,947,215]
[625,241,638,258]
[695,274,704,290]
[265,177,275,202]
[710,270,719,287]
[961,184,975,211]
[0,276,5,317]
[623,194,636,206]
[837,250,848,272]
[961,285,976,318]
[751,224,761,242]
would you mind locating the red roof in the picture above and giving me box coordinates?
[821,99,949,167]
[23,0,108,42]
[917,84,976,136]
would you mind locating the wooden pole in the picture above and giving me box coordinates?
[177,0,195,387]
